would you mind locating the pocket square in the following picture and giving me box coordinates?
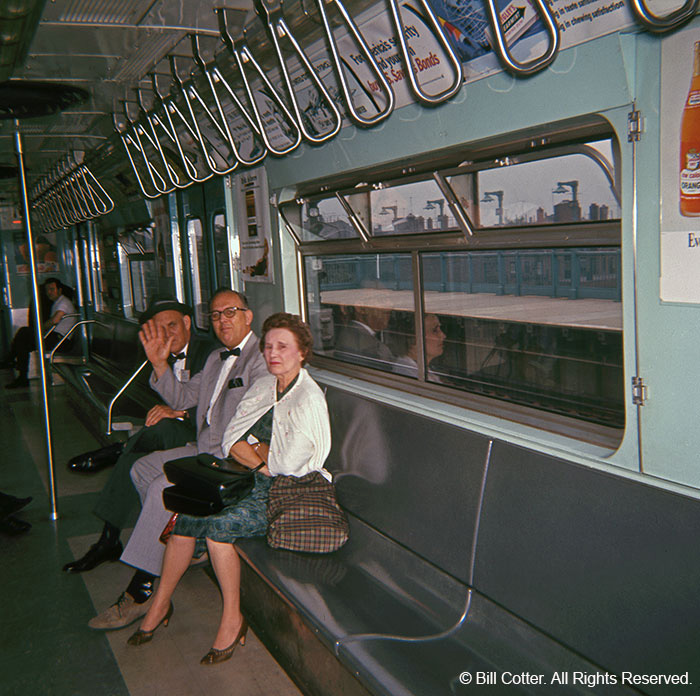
[228,377,244,389]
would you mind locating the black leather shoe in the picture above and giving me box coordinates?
[68,442,125,473]
[0,516,31,535]
[0,495,32,520]
[63,538,123,573]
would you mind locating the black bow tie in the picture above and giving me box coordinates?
[220,347,241,360]
[167,352,186,365]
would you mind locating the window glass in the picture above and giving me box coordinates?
[283,196,360,242]
[117,226,158,318]
[305,253,414,374]
[420,249,622,426]
[129,258,158,313]
[187,218,211,329]
[213,212,231,288]
[448,142,620,228]
[367,180,456,235]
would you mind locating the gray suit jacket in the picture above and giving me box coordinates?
[149,332,268,456]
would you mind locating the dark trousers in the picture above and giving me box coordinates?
[93,417,196,530]
[11,327,72,378]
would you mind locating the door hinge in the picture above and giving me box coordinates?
[628,108,642,142]
[632,376,648,405]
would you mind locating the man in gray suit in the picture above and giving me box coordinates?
[89,288,267,630]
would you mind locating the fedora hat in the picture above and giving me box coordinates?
[139,297,192,325]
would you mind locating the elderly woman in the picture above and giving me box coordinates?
[127,312,331,665]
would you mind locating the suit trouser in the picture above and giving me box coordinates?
[92,418,196,531]
[119,444,198,577]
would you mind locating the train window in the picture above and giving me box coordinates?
[445,140,621,228]
[168,194,185,303]
[306,253,414,373]
[300,134,624,433]
[284,195,361,241]
[366,179,455,235]
[186,218,211,329]
[212,212,231,288]
[88,224,104,312]
[117,226,158,317]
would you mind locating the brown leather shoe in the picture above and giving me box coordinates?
[88,592,154,631]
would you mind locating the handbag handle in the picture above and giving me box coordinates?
[198,454,266,475]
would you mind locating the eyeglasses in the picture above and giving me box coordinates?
[210,306,247,322]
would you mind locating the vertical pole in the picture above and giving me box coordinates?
[14,121,58,521]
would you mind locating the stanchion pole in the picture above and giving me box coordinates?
[13,120,59,521]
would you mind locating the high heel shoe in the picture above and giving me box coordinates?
[126,602,174,646]
[200,618,248,665]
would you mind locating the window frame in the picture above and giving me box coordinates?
[287,126,624,447]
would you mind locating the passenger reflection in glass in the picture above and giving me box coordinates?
[387,312,446,380]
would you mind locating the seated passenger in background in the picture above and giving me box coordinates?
[5,277,76,389]
[88,289,267,631]
[63,297,216,574]
[127,312,331,666]
[387,312,446,380]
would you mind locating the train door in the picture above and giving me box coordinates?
[178,177,230,329]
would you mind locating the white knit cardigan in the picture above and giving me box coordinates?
[221,368,332,480]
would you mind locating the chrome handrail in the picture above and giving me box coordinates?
[629,0,699,32]
[136,86,187,189]
[106,359,149,436]
[152,71,214,185]
[129,103,176,195]
[169,55,238,176]
[80,164,114,215]
[253,0,342,143]
[115,109,167,199]
[483,0,560,76]
[387,0,463,104]
[218,8,303,157]
[48,318,94,364]
[190,32,267,167]
[312,0,395,127]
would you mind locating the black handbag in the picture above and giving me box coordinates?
[162,453,264,517]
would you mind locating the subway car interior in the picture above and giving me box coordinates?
[1,0,700,693]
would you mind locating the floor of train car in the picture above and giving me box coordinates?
[0,373,302,696]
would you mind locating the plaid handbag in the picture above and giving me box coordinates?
[267,472,349,553]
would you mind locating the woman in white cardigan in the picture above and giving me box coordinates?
[128,313,331,664]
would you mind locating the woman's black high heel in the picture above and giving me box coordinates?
[127,602,174,646]
[200,617,248,665]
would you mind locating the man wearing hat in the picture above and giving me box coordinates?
[88,288,267,631]
[63,297,216,574]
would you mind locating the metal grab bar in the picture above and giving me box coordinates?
[312,0,395,126]
[483,0,560,76]
[80,164,114,215]
[128,100,177,195]
[151,71,213,185]
[31,158,113,232]
[115,109,169,199]
[48,318,95,364]
[629,0,698,32]
[253,0,342,144]
[218,8,303,157]
[169,55,238,176]
[190,33,267,168]
[136,87,188,189]
[107,359,149,436]
[387,0,463,104]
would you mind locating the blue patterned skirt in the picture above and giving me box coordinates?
[173,473,272,556]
